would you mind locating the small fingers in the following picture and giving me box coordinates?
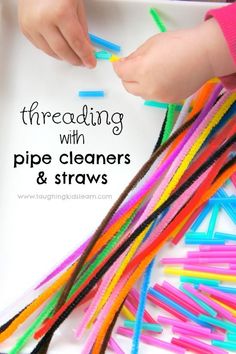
[60,14,96,68]
[113,56,141,82]
[43,26,82,65]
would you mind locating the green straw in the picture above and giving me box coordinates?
[149,8,167,32]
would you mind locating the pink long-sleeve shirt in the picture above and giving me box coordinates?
[206,3,236,90]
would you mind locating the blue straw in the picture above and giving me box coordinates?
[190,203,212,232]
[214,232,236,241]
[207,204,220,238]
[216,189,236,224]
[89,33,121,53]
[185,239,225,245]
[185,232,209,240]
[212,285,236,295]
[78,91,105,98]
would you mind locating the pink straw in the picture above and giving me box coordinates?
[171,337,209,354]
[199,284,236,305]
[184,265,236,275]
[117,327,185,353]
[161,281,206,314]
[162,258,236,264]
[153,284,200,316]
[188,251,236,258]
[182,284,236,323]
[199,245,236,252]
[177,336,227,354]
[157,316,211,334]
[128,289,158,324]
[147,293,188,321]
[108,337,125,354]
[229,264,236,270]
[172,326,225,340]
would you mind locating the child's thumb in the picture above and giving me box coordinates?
[113,55,140,82]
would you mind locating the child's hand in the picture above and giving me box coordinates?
[113,19,236,102]
[18,0,96,68]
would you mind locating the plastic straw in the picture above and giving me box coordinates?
[148,288,206,326]
[147,293,188,321]
[199,284,236,305]
[180,277,219,286]
[190,203,212,232]
[180,286,217,317]
[181,284,236,323]
[184,265,236,275]
[157,316,211,334]
[117,327,185,353]
[164,267,236,282]
[207,204,220,237]
[199,314,236,332]
[178,336,227,354]
[89,33,121,52]
[171,337,210,354]
[161,281,206,314]
[215,233,236,241]
[199,245,236,252]
[108,337,125,354]
[78,91,105,98]
[124,320,162,333]
[162,258,236,264]
[212,340,236,352]
[185,240,225,245]
[172,326,225,340]
[188,251,236,258]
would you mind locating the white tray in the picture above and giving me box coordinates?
[0,1,232,353]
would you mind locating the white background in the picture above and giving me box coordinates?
[0,0,233,353]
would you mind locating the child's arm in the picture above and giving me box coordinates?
[18,0,96,68]
[113,4,236,103]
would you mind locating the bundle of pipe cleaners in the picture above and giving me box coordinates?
[0,8,236,354]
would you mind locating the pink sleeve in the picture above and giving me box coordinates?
[206,4,236,90]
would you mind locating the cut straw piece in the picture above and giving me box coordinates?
[164,267,236,282]
[180,285,217,317]
[199,314,236,332]
[157,316,211,334]
[172,326,225,340]
[178,336,227,354]
[124,320,162,333]
[149,8,167,32]
[182,283,236,322]
[212,340,236,352]
[117,327,185,353]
